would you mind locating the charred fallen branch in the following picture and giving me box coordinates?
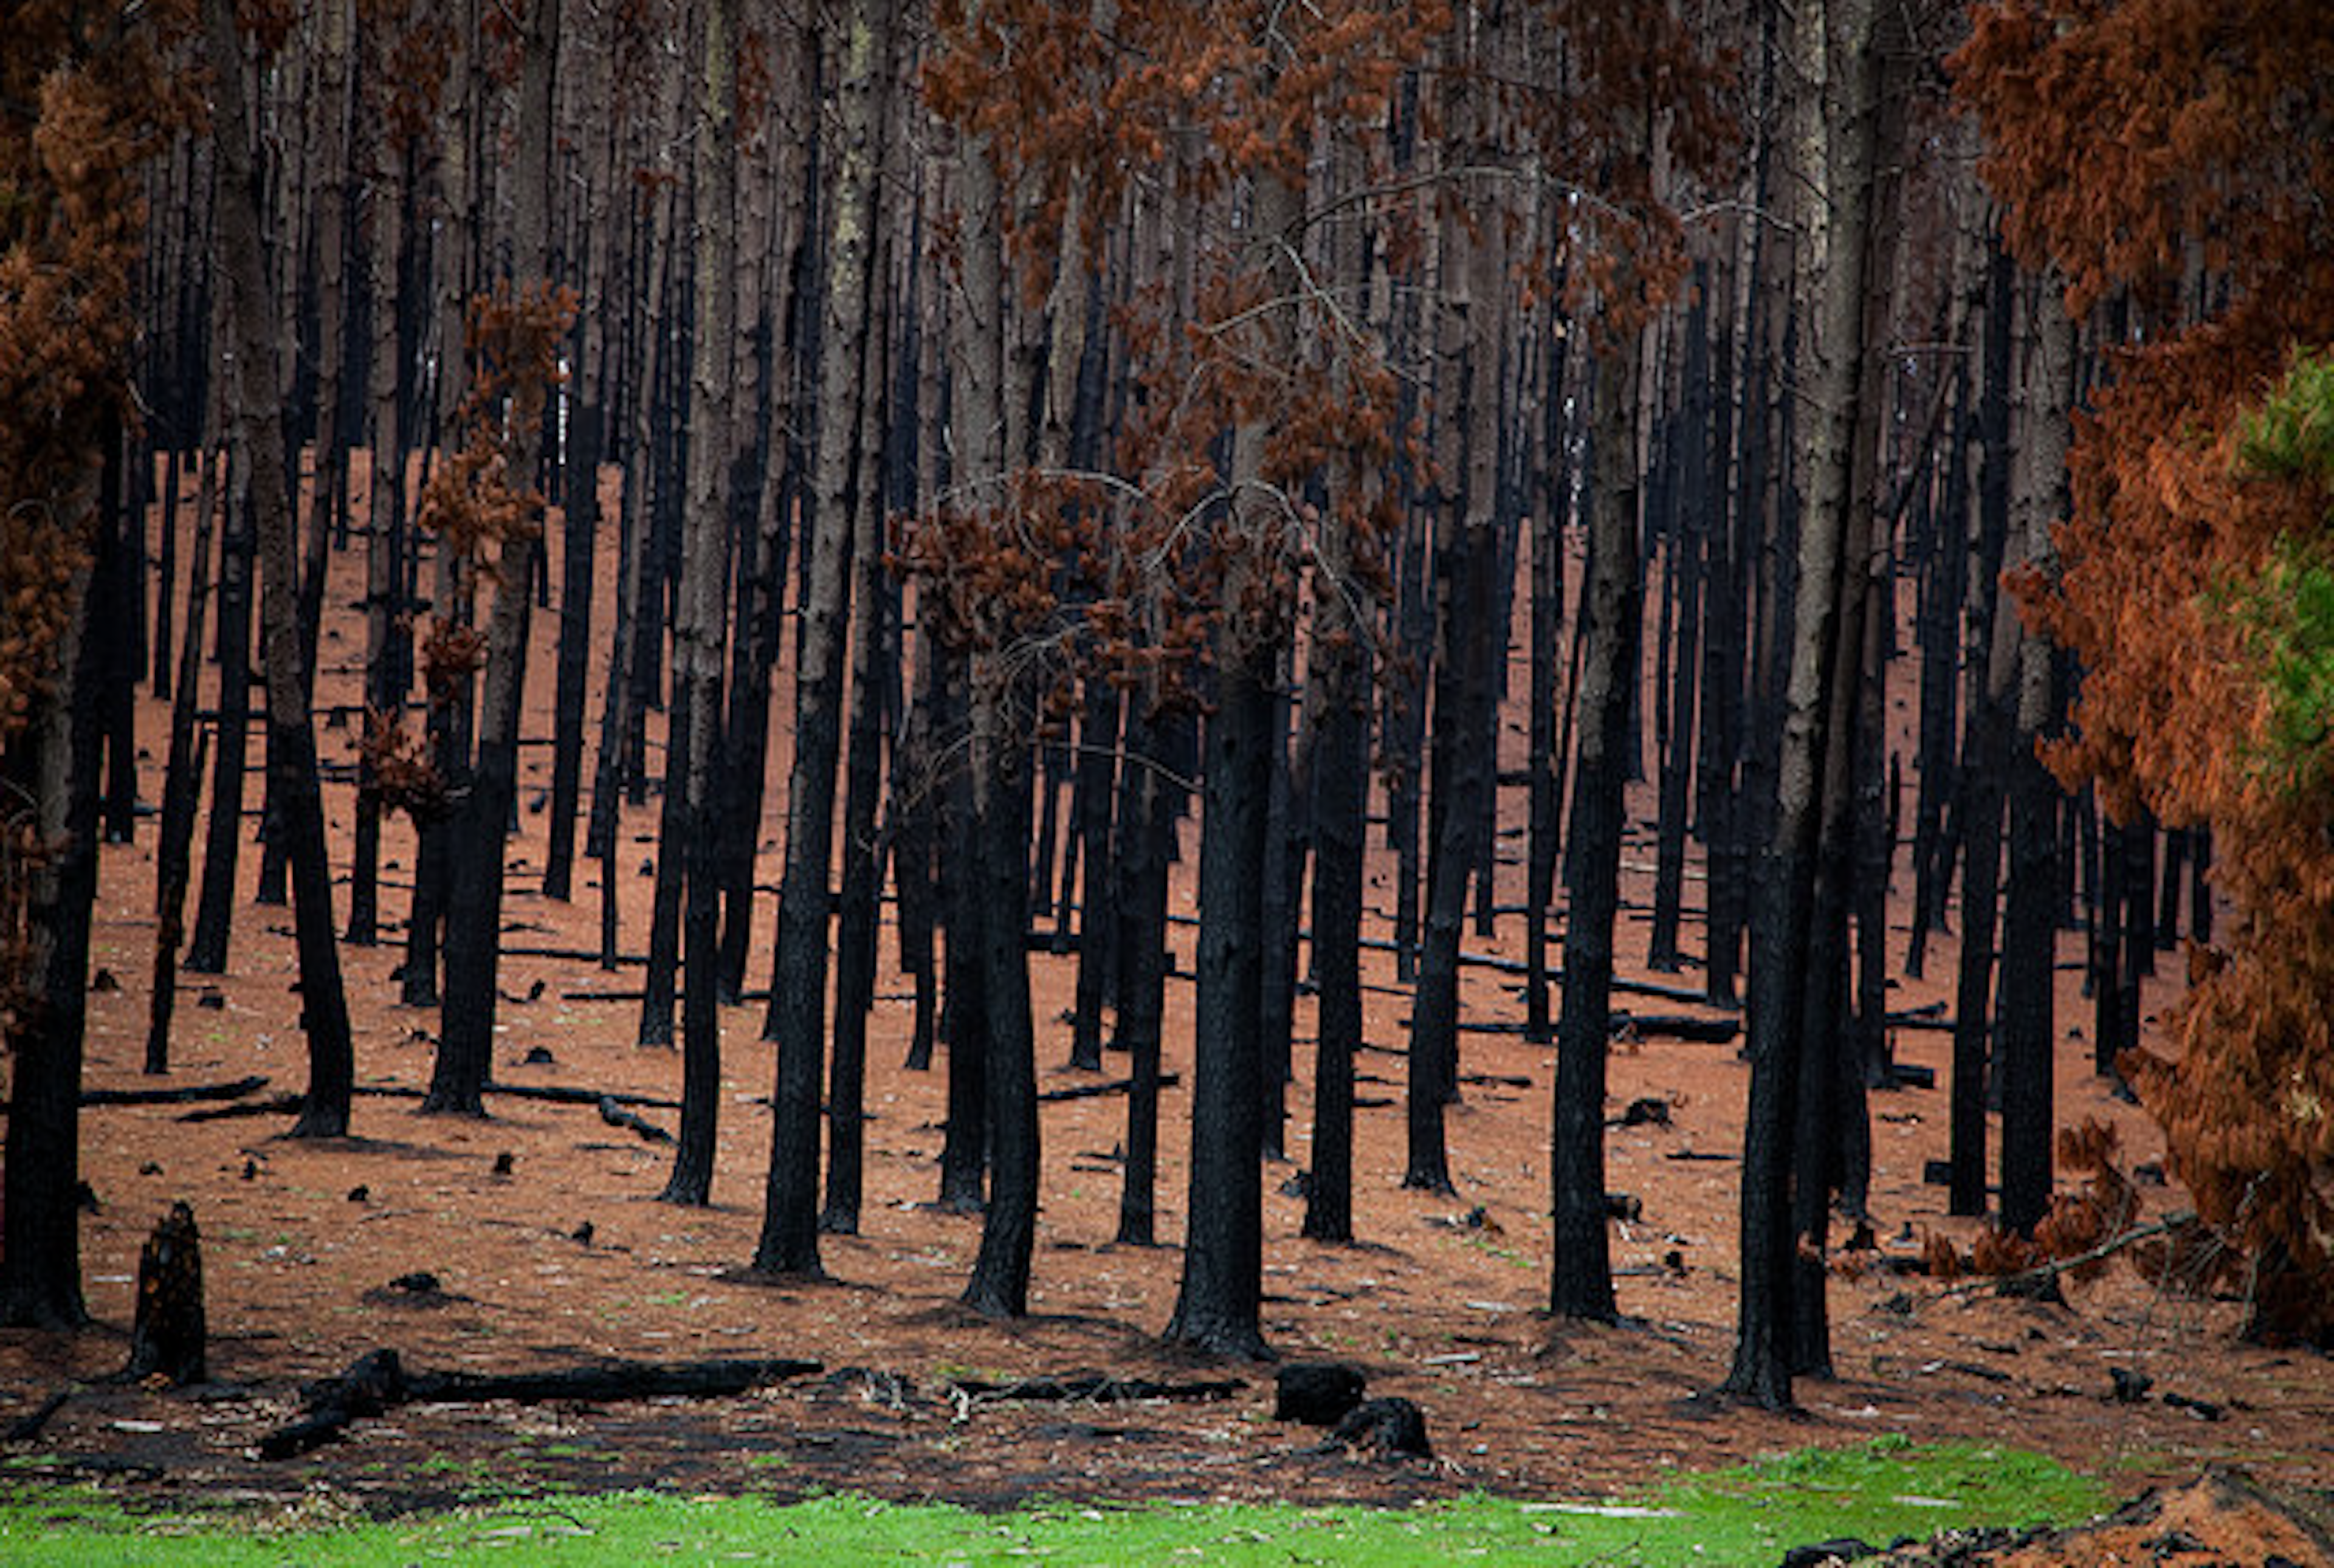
[596,1094,673,1143]
[1035,1073,1182,1104]
[179,1081,689,1121]
[83,1075,270,1108]
[255,1348,822,1460]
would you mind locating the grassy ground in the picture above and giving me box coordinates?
[1,1439,2107,1565]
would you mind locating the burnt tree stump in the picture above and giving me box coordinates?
[1325,1396,1431,1458]
[123,1201,205,1387]
[1274,1361,1366,1426]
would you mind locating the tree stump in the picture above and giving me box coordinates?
[124,1201,205,1387]
[1274,1361,1366,1426]
[1326,1396,1431,1458]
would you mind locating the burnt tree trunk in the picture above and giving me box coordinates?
[1551,330,1642,1327]
[147,441,218,1076]
[207,0,355,1136]
[123,1202,206,1387]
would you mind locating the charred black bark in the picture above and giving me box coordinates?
[543,401,602,902]
[1112,701,1180,1248]
[1166,661,1274,1360]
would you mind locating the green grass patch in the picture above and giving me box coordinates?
[0,1439,2106,1566]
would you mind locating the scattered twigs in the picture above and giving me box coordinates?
[946,1372,1246,1407]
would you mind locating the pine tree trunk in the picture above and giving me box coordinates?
[1166,657,1274,1358]
[1065,675,1120,1071]
[1725,0,1877,1410]
[205,0,356,1138]
[0,537,105,1328]
[962,659,1039,1316]
[659,0,740,1206]
[823,277,895,1237]
[937,701,991,1214]
[347,120,410,948]
[147,443,219,1075]
[1946,230,2019,1216]
[1648,289,1709,974]
[1997,277,2075,1239]
[1113,698,1180,1248]
[753,0,892,1276]
[427,0,560,1117]
[185,442,253,976]
[1524,306,1572,1042]
[543,397,601,903]
[1551,329,1642,1327]
[1165,150,1300,1360]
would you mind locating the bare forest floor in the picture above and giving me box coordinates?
[4,455,2332,1558]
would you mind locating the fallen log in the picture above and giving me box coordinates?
[84,1075,269,1108]
[407,1358,820,1405]
[1036,1073,1181,1104]
[340,1081,687,1113]
[255,1348,822,1460]
[1611,1013,1740,1045]
[179,1093,304,1124]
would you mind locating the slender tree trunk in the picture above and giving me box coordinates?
[823,247,895,1237]
[1648,290,1709,973]
[185,435,253,975]
[754,0,893,1276]
[426,0,561,1116]
[1550,325,1643,1326]
[1724,0,1877,1410]
[1997,278,2076,1239]
[205,0,356,1137]
[147,439,219,1075]
[1065,675,1120,1070]
[543,400,602,901]
[1113,698,1180,1247]
[660,0,740,1206]
[962,656,1040,1315]
[1947,231,2018,1215]
[937,650,989,1212]
[1166,656,1275,1357]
